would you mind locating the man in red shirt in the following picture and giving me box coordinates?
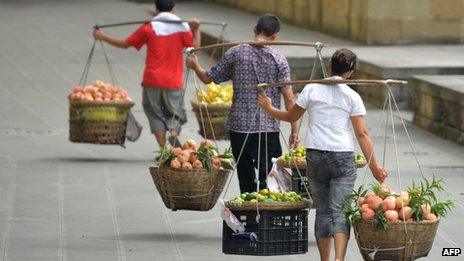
[93,0,200,150]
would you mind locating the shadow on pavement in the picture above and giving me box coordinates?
[121,232,220,243]
[39,157,154,164]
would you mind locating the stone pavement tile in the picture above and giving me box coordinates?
[0,83,48,130]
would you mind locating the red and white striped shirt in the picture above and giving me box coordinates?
[126,12,193,90]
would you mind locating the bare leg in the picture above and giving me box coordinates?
[154,131,166,148]
[316,237,332,261]
[333,232,349,261]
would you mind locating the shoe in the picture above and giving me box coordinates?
[168,136,182,148]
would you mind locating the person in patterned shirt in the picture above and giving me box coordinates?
[186,14,298,193]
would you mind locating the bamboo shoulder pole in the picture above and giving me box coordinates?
[247,79,408,89]
[189,41,327,53]
[95,19,226,29]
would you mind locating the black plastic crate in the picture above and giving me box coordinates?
[290,167,311,198]
[222,209,308,256]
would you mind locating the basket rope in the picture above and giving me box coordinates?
[79,40,96,86]
[389,87,425,179]
[99,40,119,86]
[382,93,389,169]
[78,40,119,87]
[192,73,218,143]
[170,186,215,199]
[387,86,409,234]
[357,81,424,236]
[207,23,229,67]
[361,94,389,184]
[360,245,406,260]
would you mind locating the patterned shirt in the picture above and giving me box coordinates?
[206,44,291,133]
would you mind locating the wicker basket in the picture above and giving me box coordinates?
[225,199,312,211]
[69,100,134,145]
[191,101,230,140]
[277,158,367,169]
[354,219,440,261]
[277,158,306,169]
[149,166,231,211]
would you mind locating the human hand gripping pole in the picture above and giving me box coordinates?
[185,48,198,70]
[256,89,272,112]
[188,19,200,31]
[93,28,105,41]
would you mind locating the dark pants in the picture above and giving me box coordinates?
[229,131,282,194]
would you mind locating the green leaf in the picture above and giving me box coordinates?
[342,196,362,225]
[371,182,381,196]
[431,199,455,217]
[373,208,388,231]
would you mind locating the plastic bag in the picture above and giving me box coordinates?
[126,111,143,142]
[220,200,245,233]
[267,158,292,192]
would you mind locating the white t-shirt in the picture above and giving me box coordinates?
[296,76,366,152]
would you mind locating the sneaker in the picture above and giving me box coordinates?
[168,136,182,148]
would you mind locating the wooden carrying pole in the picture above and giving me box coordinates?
[189,41,327,53]
[247,79,408,89]
[94,19,226,29]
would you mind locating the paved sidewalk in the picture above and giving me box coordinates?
[0,0,463,260]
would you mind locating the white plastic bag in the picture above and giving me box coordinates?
[220,200,244,233]
[126,111,143,142]
[267,158,292,192]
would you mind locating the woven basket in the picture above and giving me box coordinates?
[277,158,367,169]
[149,166,231,211]
[277,158,307,169]
[69,100,134,145]
[354,219,440,261]
[225,199,312,211]
[191,101,230,140]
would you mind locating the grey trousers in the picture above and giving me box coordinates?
[141,86,187,134]
[307,150,356,238]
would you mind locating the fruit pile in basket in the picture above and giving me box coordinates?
[68,80,132,102]
[343,176,455,230]
[158,139,235,172]
[277,146,306,167]
[231,189,303,203]
[277,148,367,168]
[196,82,233,105]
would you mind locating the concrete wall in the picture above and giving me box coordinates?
[411,75,464,145]
[205,0,464,45]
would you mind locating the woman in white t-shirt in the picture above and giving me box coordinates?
[258,49,388,261]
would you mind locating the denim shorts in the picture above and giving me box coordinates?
[306,149,356,238]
